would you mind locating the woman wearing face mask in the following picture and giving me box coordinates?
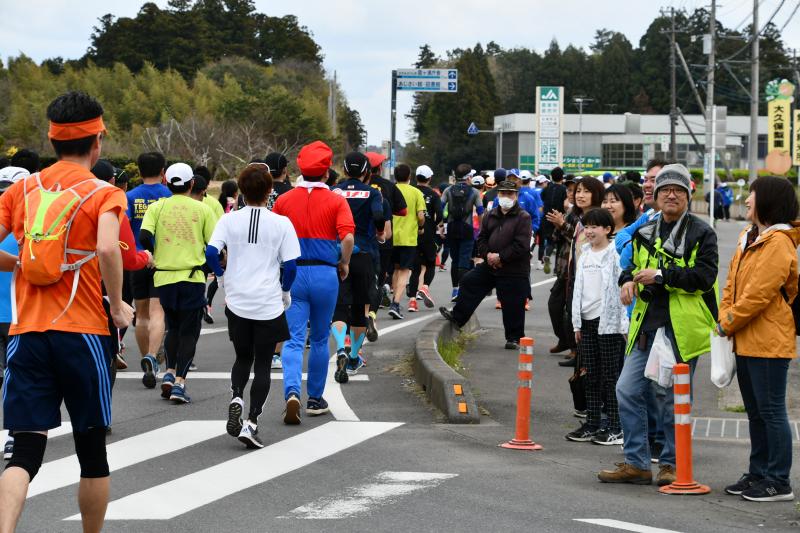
[440,181,532,350]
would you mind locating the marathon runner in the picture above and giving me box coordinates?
[407,165,442,312]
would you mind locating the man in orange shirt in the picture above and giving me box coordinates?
[0,91,133,533]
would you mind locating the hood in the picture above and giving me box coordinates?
[740,221,800,251]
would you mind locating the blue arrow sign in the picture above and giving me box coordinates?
[448,82,457,91]
[448,70,457,79]
[467,122,479,135]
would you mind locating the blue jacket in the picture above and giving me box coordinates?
[720,186,734,207]
[333,178,385,258]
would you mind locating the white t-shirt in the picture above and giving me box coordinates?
[208,207,301,320]
[579,247,608,321]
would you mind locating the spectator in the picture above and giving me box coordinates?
[720,182,734,221]
[718,176,799,502]
[218,180,239,213]
[541,167,568,274]
[9,149,40,174]
[601,184,638,234]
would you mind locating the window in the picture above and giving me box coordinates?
[602,143,644,168]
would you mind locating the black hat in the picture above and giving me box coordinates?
[264,152,288,178]
[343,152,370,177]
[496,180,519,192]
[192,174,209,192]
[91,159,119,182]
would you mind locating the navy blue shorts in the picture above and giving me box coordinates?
[3,332,113,432]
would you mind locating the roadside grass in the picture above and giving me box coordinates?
[723,405,747,413]
[437,332,477,373]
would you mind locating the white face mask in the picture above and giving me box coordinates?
[498,197,516,210]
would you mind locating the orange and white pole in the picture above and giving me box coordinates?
[659,363,710,495]
[500,337,543,451]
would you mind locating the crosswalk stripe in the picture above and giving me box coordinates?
[29,421,225,498]
[286,471,458,519]
[1,421,72,443]
[76,421,402,521]
[573,519,682,533]
[115,372,369,381]
[325,359,359,421]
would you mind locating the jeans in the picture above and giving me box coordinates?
[737,356,793,485]
[616,328,697,470]
[446,236,474,287]
[281,266,339,401]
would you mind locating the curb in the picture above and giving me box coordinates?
[413,314,481,424]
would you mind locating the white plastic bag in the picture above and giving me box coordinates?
[643,327,677,388]
[710,332,736,388]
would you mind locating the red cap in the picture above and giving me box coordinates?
[297,140,333,177]
[366,151,386,169]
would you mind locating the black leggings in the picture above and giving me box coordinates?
[206,277,219,307]
[163,307,203,379]
[226,308,289,423]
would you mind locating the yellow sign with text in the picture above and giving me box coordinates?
[767,99,789,153]
[794,110,800,166]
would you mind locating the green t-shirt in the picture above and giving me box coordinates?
[203,194,224,222]
[141,194,216,287]
[392,183,426,247]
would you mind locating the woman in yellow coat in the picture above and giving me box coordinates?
[718,176,800,502]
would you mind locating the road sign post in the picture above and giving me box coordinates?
[535,86,564,175]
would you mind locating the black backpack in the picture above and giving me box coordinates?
[447,185,472,223]
[780,285,800,336]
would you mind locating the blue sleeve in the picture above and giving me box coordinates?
[476,206,485,216]
[531,192,543,232]
[281,259,297,292]
[205,245,224,277]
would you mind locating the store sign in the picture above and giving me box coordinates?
[794,110,800,166]
[535,86,563,174]
[765,79,795,175]
[563,156,601,172]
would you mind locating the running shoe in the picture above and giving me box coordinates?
[439,307,459,328]
[366,312,379,342]
[565,423,599,442]
[227,397,244,437]
[189,361,198,371]
[160,372,175,399]
[591,429,624,446]
[504,340,519,350]
[271,354,282,369]
[306,397,330,416]
[140,354,158,389]
[283,393,301,425]
[543,256,551,274]
[346,355,366,375]
[334,349,349,384]
[725,473,763,495]
[115,353,128,370]
[417,285,435,308]
[380,284,391,308]
[407,299,419,313]
[536,260,544,270]
[203,305,214,324]
[741,480,795,502]
[3,437,13,460]
[450,288,459,302]
[169,383,191,404]
[388,303,404,320]
[573,409,588,418]
[238,421,264,449]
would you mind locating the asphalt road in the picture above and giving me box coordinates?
[4,216,800,532]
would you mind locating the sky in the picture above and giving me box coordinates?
[1,0,798,146]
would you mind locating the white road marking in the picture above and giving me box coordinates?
[199,327,228,336]
[29,421,225,498]
[285,471,458,519]
[115,372,368,381]
[325,358,360,421]
[574,518,682,533]
[1,422,72,442]
[80,421,402,521]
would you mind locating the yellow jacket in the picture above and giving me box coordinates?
[719,222,800,358]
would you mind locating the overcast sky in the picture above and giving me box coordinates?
[1,0,798,146]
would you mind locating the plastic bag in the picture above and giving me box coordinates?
[710,332,736,388]
[643,327,677,388]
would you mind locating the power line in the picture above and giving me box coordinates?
[779,0,800,30]
[721,0,786,62]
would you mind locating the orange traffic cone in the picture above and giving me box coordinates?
[499,337,543,451]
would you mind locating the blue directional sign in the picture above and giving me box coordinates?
[448,70,457,79]
[395,69,458,93]
[467,122,479,135]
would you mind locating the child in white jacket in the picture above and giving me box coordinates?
[566,208,629,446]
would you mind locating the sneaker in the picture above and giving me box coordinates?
[227,397,244,437]
[203,305,214,324]
[450,288,459,302]
[536,260,544,270]
[283,394,301,425]
[169,383,191,403]
[741,479,795,502]
[346,355,366,375]
[495,300,502,310]
[543,256,551,274]
[573,409,588,419]
[271,354,282,370]
[238,421,265,449]
[306,397,330,416]
[565,423,600,442]
[650,440,664,463]
[656,464,676,487]
[725,473,764,495]
[380,284,391,308]
[366,312,379,342]
[334,350,349,384]
[160,372,175,399]
[140,354,158,389]
[189,361,198,371]
[3,437,13,460]
[115,353,128,370]
[504,340,519,350]
[558,357,577,367]
[598,462,653,485]
[407,299,419,313]
[388,303,404,320]
[439,265,447,272]
[417,286,435,308]
[592,429,624,446]
[439,307,459,328]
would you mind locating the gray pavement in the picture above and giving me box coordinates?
[4,217,800,532]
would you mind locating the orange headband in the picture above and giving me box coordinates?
[48,116,106,141]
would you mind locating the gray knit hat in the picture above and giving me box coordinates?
[654,163,692,196]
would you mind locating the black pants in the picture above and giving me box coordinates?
[163,307,203,378]
[207,277,219,307]
[333,253,374,327]
[407,243,436,297]
[579,318,624,432]
[226,308,290,424]
[452,264,529,342]
[548,276,575,349]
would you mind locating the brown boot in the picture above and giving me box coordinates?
[598,463,652,485]
[656,464,676,487]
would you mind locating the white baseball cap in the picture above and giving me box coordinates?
[471,175,485,186]
[535,175,550,184]
[0,166,30,184]
[520,170,533,181]
[165,162,194,186]
[415,165,433,180]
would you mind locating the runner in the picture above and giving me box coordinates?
[126,151,170,389]
[407,164,442,312]
[190,174,222,327]
[272,141,355,423]
[0,91,133,533]
[387,164,426,320]
[441,164,484,301]
[206,163,300,448]
[139,163,216,404]
[331,152,386,383]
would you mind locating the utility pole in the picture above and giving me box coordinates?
[704,0,716,203]
[749,0,759,184]
[670,7,678,161]
[573,97,592,173]
[389,70,397,181]
[330,71,338,138]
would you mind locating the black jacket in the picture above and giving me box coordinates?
[476,204,532,277]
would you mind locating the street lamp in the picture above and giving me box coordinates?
[573,97,593,173]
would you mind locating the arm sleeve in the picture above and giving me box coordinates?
[281,259,297,292]
[391,184,407,216]
[663,227,718,294]
[98,188,127,222]
[718,246,740,320]
[432,194,443,225]
[474,192,485,216]
[205,245,225,277]
[119,215,149,271]
[335,196,356,241]
[371,191,385,230]
[498,212,532,264]
[139,229,155,254]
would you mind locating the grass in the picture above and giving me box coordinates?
[724,405,747,413]
[437,332,477,373]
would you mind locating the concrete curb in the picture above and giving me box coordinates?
[413,314,481,424]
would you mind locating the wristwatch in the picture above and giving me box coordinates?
[654,269,664,285]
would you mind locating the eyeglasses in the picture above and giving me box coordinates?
[658,186,685,197]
